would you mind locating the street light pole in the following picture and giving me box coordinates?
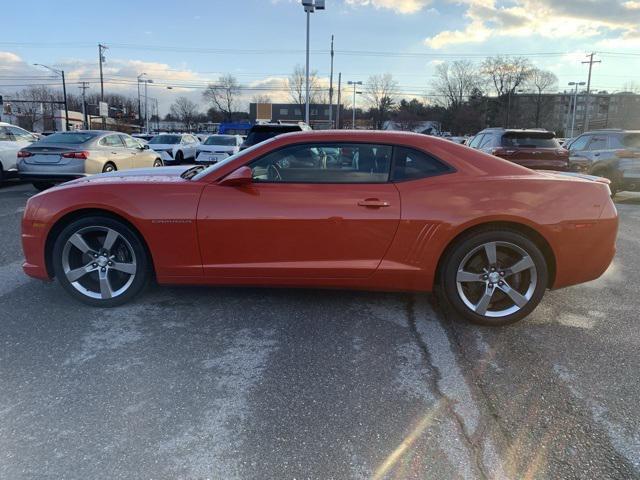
[34,63,69,131]
[569,81,586,138]
[137,73,146,131]
[348,81,362,128]
[301,0,325,126]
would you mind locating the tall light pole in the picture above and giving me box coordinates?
[140,78,153,133]
[98,44,108,101]
[34,64,69,131]
[569,81,586,138]
[137,73,146,130]
[348,80,362,129]
[301,0,325,126]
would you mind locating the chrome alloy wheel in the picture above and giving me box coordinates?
[455,241,537,318]
[61,226,137,300]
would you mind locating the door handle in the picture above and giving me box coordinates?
[358,199,390,208]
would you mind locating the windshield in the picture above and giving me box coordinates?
[501,133,560,148]
[38,132,96,144]
[205,136,236,146]
[245,127,299,145]
[192,140,271,181]
[149,135,180,145]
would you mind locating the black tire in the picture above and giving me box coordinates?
[175,151,184,164]
[153,158,163,167]
[0,164,4,183]
[33,181,54,191]
[440,229,548,326]
[102,162,117,173]
[52,215,150,307]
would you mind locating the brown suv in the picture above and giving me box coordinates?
[468,128,569,171]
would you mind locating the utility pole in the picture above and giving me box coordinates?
[581,52,601,133]
[348,80,362,129]
[328,35,334,128]
[79,82,90,129]
[336,72,342,129]
[98,44,108,101]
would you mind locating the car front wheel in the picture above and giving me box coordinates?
[52,216,150,307]
[441,229,548,326]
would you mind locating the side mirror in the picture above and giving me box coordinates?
[143,144,150,150]
[219,166,253,186]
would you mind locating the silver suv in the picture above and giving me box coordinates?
[566,129,640,195]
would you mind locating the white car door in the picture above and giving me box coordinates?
[1,126,34,173]
[187,135,198,159]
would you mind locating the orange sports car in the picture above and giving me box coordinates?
[21,131,618,325]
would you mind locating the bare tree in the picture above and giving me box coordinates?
[528,68,558,127]
[482,56,532,126]
[481,56,532,97]
[12,85,62,130]
[365,73,398,129]
[169,96,199,129]
[203,74,241,121]
[289,64,324,104]
[432,60,480,108]
[251,94,272,104]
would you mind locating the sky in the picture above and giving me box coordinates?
[1,0,640,115]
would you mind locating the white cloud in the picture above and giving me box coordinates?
[424,0,640,48]
[345,0,430,14]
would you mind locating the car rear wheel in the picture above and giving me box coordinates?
[102,162,117,173]
[33,181,54,191]
[52,216,150,307]
[441,229,548,326]
[153,158,163,167]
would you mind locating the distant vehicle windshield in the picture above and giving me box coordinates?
[38,132,96,144]
[205,136,236,146]
[245,126,301,145]
[501,133,560,148]
[149,135,180,145]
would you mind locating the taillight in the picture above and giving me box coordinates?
[61,151,89,159]
[614,149,640,158]
[17,150,33,158]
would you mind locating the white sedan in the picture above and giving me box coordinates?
[0,122,38,181]
[195,134,243,164]
[146,133,199,164]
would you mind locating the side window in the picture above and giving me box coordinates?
[0,127,14,141]
[467,134,482,148]
[8,126,33,141]
[588,136,608,151]
[250,143,392,183]
[479,134,494,149]
[100,135,124,147]
[568,135,590,151]
[392,147,451,181]
[122,136,139,148]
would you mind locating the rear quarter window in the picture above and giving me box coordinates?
[622,133,640,148]
[392,147,452,181]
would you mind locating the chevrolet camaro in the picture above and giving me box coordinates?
[21,131,618,325]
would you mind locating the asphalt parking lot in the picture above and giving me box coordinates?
[1,180,639,480]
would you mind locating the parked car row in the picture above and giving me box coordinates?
[464,127,640,195]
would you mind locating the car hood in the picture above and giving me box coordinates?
[55,166,193,189]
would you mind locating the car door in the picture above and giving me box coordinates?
[585,135,613,169]
[100,134,131,170]
[0,127,17,171]
[122,135,149,168]
[567,134,591,164]
[196,142,401,279]
[180,135,193,160]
